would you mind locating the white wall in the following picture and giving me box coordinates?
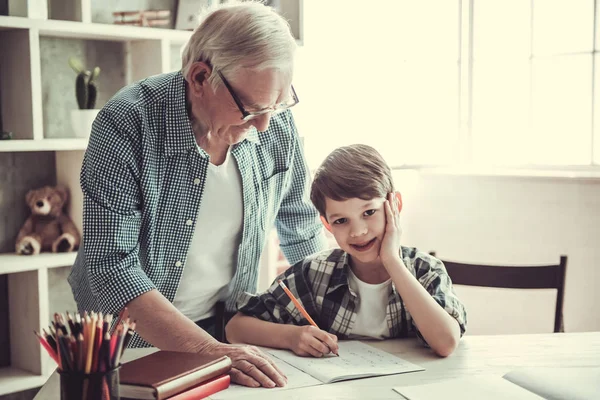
[395,170,600,334]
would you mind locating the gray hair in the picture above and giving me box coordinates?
[181,1,297,90]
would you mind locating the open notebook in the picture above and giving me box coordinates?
[269,340,424,383]
[394,367,600,400]
[212,341,423,400]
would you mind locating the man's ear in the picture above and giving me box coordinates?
[186,61,212,95]
[395,191,403,213]
[320,215,332,233]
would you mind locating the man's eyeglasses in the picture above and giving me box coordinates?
[217,70,299,121]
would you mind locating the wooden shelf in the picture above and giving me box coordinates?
[0,252,77,275]
[0,366,50,396]
[0,139,87,152]
[0,15,192,43]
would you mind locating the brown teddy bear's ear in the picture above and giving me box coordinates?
[54,185,69,204]
[25,190,36,207]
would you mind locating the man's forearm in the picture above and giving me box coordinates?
[126,289,218,353]
[386,259,460,356]
[226,313,295,349]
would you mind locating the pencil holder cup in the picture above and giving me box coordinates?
[59,366,120,400]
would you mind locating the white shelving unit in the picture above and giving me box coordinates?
[0,0,303,396]
[0,138,88,152]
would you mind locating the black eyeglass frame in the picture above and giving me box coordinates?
[217,70,299,121]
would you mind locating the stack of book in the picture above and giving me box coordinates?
[119,351,232,400]
[112,10,171,27]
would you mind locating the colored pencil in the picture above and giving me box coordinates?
[277,279,339,356]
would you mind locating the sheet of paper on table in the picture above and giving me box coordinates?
[393,376,544,400]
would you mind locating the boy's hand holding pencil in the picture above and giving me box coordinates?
[287,325,339,358]
[278,280,339,357]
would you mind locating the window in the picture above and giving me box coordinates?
[294,0,600,169]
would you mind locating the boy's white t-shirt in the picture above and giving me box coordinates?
[347,267,392,339]
[172,149,243,322]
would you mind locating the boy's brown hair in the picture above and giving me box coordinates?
[310,144,394,219]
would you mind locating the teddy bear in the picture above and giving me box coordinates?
[15,185,81,255]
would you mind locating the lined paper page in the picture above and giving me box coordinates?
[268,341,424,383]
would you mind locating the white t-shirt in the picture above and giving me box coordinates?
[347,267,392,339]
[172,149,244,322]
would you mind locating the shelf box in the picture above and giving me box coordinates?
[0,29,37,140]
[7,0,47,20]
[39,35,127,139]
[48,0,91,23]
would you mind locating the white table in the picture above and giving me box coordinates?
[34,332,600,399]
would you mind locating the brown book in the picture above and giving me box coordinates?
[119,351,231,400]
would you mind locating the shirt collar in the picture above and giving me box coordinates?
[165,72,197,157]
[325,250,352,295]
[165,72,261,156]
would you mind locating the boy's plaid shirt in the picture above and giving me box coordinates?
[238,247,467,341]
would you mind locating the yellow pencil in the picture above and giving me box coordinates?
[85,313,97,373]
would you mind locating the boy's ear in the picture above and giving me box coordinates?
[320,215,332,232]
[395,191,403,213]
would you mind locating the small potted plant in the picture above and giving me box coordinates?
[68,57,100,138]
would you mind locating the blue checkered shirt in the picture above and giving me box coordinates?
[68,71,328,348]
[237,247,467,343]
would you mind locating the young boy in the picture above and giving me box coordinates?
[226,144,467,357]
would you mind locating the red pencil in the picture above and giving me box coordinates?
[91,315,104,372]
[34,330,59,365]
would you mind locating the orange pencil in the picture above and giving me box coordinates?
[277,280,339,356]
[111,307,128,335]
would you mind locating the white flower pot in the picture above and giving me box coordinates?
[70,109,100,138]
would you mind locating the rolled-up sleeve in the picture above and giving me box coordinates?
[80,110,156,313]
[275,112,328,265]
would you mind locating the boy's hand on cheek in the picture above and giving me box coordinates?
[379,192,402,268]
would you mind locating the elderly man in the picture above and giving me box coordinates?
[68,1,327,388]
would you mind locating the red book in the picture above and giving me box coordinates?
[167,374,230,400]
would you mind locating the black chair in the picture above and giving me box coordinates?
[215,301,235,343]
[430,253,567,333]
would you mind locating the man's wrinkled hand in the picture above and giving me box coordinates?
[208,343,287,388]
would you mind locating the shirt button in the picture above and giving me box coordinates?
[193,178,200,185]
[186,219,193,226]
[175,261,182,267]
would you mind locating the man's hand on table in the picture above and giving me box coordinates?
[205,342,288,388]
